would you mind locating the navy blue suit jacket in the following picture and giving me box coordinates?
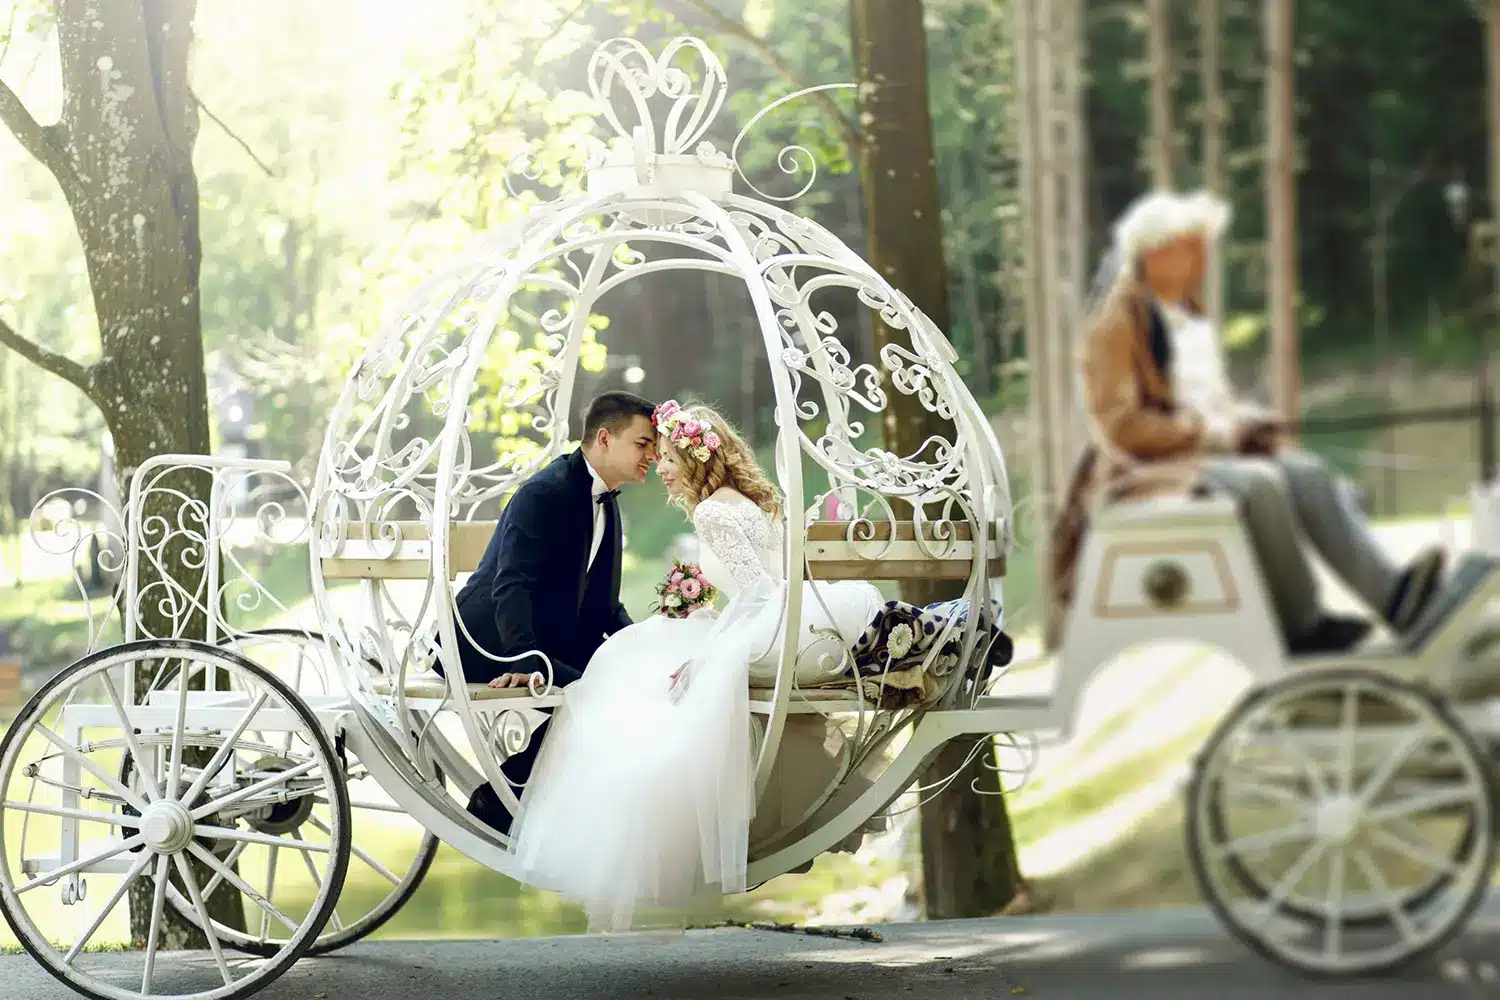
[444,450,632,685]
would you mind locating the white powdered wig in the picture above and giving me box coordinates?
[1112,188,1231,266]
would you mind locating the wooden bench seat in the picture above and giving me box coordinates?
[322,518,1006,582]
[802,519,1005,580]
[370,675,865,713]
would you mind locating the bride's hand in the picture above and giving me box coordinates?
[667,663,690,703]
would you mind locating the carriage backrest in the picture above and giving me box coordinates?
[319,519,1006,582]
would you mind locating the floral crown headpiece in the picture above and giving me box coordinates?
[653,399,721,463]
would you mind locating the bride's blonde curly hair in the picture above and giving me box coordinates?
[656,401,783,518]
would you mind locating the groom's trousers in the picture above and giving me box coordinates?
[466,714,551,836]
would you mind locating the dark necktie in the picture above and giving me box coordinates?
[594,490,621,580]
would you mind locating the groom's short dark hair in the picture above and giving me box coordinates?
[583,390,656,442]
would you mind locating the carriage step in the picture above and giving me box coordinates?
[1403,551,1500,653]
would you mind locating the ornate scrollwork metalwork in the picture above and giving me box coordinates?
[307,33,1022,826]
[27,488,127,653]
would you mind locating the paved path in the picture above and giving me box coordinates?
[9,905,1500,999]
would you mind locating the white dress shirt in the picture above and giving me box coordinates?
[583,456,608,571]
[1159,301,1238,451]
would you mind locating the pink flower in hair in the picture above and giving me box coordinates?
[652,398,722,460]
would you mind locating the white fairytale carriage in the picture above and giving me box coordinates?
[8,33,1500,1000]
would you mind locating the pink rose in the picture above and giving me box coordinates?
[680,418,701,436]
[669,569,684,584]
[703,431,721,450]
[680,577,702,601]
[657,400,680,419]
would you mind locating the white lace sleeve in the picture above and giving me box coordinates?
[693,500,770,592]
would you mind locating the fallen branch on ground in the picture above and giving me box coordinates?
[692,919,884,942]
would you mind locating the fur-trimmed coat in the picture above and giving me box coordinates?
[1045,277,1270,648]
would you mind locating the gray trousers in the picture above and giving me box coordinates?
[1200,450,1399,638]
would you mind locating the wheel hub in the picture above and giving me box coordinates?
[243,756,316,836]
[1313,794,1362,844]
[139,800,196,854]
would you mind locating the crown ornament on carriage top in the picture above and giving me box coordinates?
[508,35,854,205]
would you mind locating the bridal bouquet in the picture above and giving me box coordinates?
[654,560,718,618]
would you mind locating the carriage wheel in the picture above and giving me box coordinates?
[1203,683,1475,927]
[1186,667,1495,976]
[0,639,351,1000]
[1206,781,1476,929]
[140,629,442,957]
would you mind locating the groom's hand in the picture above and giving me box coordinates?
[488,672,537,690]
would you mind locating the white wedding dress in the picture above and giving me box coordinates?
[505,488,883,932]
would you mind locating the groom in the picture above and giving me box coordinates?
[440,389,659,833]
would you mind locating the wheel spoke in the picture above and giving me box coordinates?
[98,671,161,802]
[181,692,271,807]
[141,853,171,995]
[1351,847,1422,944]
[260,846,280,941]
[194,825,330,853]
[1335,685,1359,797]
[1222,774,1309,811]
[190,757,319,821]
[292,827,342,931]
[16,833,147,895]
[1367,823,1461,878]
[2,800,141,828]
[195,840,246,902]
[309,814,398,885]
[1357,725,1435,807]
[351,842,400,886]
[1364,783,1481,825]
[1212,820,1311,861]
[64,850,155,963]
[33,724,149,814]
[171,853,234,986]
[167,658,193,800]
[1250,841,1328,931]
[336,798,405,814]
[1322,848,1346,959]
[1267,714,1330,802]
[187,841,299,933]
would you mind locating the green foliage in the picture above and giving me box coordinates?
[1094,0,1489,358]
[1,0,1495,519]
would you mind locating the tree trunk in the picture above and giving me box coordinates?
[1199,0,1225,328]
[849,0,1024,920]
[0,0,242,946]
[1483,0,1500,301]
[1146,0,1176,189]
[1264,0,1299,422]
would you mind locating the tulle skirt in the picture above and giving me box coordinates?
[504,577,882,932]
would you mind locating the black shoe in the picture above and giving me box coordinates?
[465,782,513,836]
[1288,614,1373,655]
[1387,546,1446,634]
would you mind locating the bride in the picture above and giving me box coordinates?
[503,400,885,932]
